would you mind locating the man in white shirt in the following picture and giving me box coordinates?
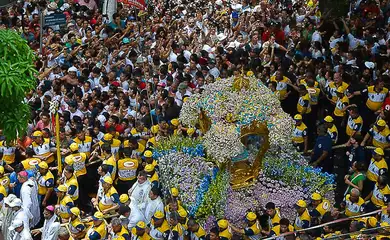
[18,171,40,228]
[143,187,164,224]
[128,171,151,212]
[2,195,17,238]
[175,83,192,107]
[7,198,30,240]
[128,197,146,229]
[8,219,33,240]
[31,206,60,240]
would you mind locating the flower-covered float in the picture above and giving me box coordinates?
[153,74,335,227]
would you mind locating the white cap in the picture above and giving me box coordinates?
[231,3,242,11]
[4,194,17,206]
[97,115,106,125]
[8,198,22,208]
[202,45,215,53]
[216,0,223,6]
[365,61,375,69]
[217,33,227,42]
[226,42,236,49]
[9,219,23,231]
[68,66,78,72]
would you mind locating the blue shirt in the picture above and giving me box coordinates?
[311,135,332,170]
[10,170,35,197]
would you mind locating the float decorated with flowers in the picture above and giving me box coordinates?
[153,74,335,228]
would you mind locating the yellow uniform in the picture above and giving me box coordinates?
[269,208,281,229]
[243,221,261,240]
[292,123,308,144]
[334,96,349,117]
[219,228,233,240]
[300,79,319,88]
[123,140,146,158]
[117,158,138,182]
[21,158,41,170]
[37,170,55,196]
[0,141,16,165]
[327,124,338,144]
[0,184,7,207]
[131,127,149,146]
[367,158,388,182]
[308,87,320,106]
[327,82,349,101]
[380,207,390,224]
[59,196,74,220]
[64,175,79,201]
[131,228,152,240]
[150,219,170,240]
[0,175,10,192]
[65,153,88,177]
[294,209,311,230]
[270,225,294,236]
[98,186,119,211]
[344,194,365,217]
[369,126,390,149]
[68,218,86,239]
[103,155,117,180]
[371,183,390,207]
[311,200,331,218]
[297,93,311,114]
[99,139,122,159]
[112,226,130,240]
[149,172,159,184]
[32,138,54,164]
[366,86,388,111]
[190,225,206,240]
[73,136,93,157]
[86,222,107,240]
[270,76,290,100]
[346,115,363,137]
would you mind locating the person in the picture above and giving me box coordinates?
[292,114,308,153]
[217,219,232,240]
[68,207,86,239]
[345,135,366,169]
[31,205,60,240]
[149,211,171,240]
[379,202,390,224]
[30,130,55,164]
[129,171,151,211]
[324,116,338,145]
[293,200,311,230]
[346,106,363,140]
[116,148,139,194]
[187,218,207,240]
[206,227,220,240]
[144,164,159,188]
[131,221,152,240]
[344,161,366,196]
[168,211,184,240]
[362,119,390,149]
[342,188,365,217]
[144,187,164,224]
[57,227,70,240]
[54,184,74,222]
[262,202,281,235]
[8,219,33,240]
[9,198,30,236]
[2,195,17,238]
[310,124,333,173]
[110,217,130,240]
[230,212,261,240]
[309,193,331,225]
[269,218,294,237]
[366,148,388,188]
[365,175,390,211]
[61,165,79,202]
[85,211,107,240]
[36,161,54,207]
[92,176,119,214]
[18,171,40,227]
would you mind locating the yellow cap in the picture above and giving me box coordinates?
[32,131,43,137]
[0,166,4,174]
[246,71,254,77]
[295,200,307,208]
[171,187,179,197]
[103,176,113,184]
[136,221,146,229]
[218,219,228,229]
[93,211,104,220]
[375,147,385,156]
[183,97,189,103]
[69,143,79,152]
[151,125,159,134]
[171,119,180,126]
[119,194,129,203]
[381,221,390,228]
[178,209,188,218]
[65,157,74,166]
[377,119,387,127]
[311,192,322,201]
[336,86,344,93]
[187,128,195,136]
[70,207,80,216]
[246,212,257,221]
[368,217,378,227]
[324,116,334,123]
[103,133,113,141]
[56,184,68,192]
[153,211,165,219]
[294,114,302,120]
[144,150,153,158]
[38,161,49,169]
[145,164,155,172]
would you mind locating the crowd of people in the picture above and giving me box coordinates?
[1,0,390,238]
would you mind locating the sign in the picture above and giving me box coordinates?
[44,14,66,27]
[0,0,17,7]
[117,0,145,9]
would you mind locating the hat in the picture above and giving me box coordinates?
[375,147,385,156]
[247,71,254,77]
[153,211,165,219]
[217,33,227,42]
[151,125,159,134]
[145,164,155,172]
[68,66,78,72]
[4,194,17,206]
[8,219,23,231]
[65,157,74,166]
[48,2,58,10]
[246,212,257,221]
[216,0,223,6]
[365,61,375,69]
[120,194,129,203]
[171,187,179,197]
[45,205,55,212]
[67,22,75,28]
[226,42,236,49]
[70,207,80,216]
[93,211,104,220]
[178,83,187,90]
[32,131,43,137]
[336,86,344,93]
[324,116,334,123]
[55,185,68,192]
[295,200,307,208]
[122,38,130,44]
[294,114,302,120]
[311,193,322,201]
[9,198,22,208]
[377,119,387,127]
[178,209,188,218]
[202,45,215,53]
[136,221,146,229]
[69,143,79,152]
[171,119,180,126]
[368,217,378,227]
[187,128,195,136]
[38,161,49,169]
[103,176,113,184]
[218,219,228,229]
[144,150,153,158]
[157,82,166,87]
[103,133,113,141]
[18,171,28,178]
[0,166,4,174]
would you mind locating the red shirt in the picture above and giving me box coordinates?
[382,96,390,111]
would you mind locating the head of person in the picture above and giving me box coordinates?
[350,188,361,203]
[135,221,147,236]
[98,164,110,177]
[265,202,276,217]
[178,209,188,224]
[70,207,80,221]
[44,205,55,220]
[63,165,75,180]
[323,223,336,234]
[118,205,131,218]
[32,130,43,144]
[152,211,165,227]
[102,176,113,191]
[149,187,160,200]
[294,114,303,126]
[352,161,365,173]
[317,124,327,136]
[376,119,387,132]
[217,219,228,231]
[111,218,123,233]
[294,200,307,214]
[245,212,257,226]
[55,185,67,198]
[373,147,385,161]
[169,211,179,226]
[137,171,148,184]
[279,218,291,233]
[92,212,104,226]
[9,198,22,212]
[378,175,388,189]
[298,84,307,96]
[144,164,155,176]
[209,227,220,240]
[69,143,79,154]
[38,162,49,175]
[101,143,112,156]
[9,219,24,233]
[17,171,28,184]
[324,116,334,128]
[311,193,322,207]
[58,226,70,240]
[187,218,200,233]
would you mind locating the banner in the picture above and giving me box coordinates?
[118,0,146,9]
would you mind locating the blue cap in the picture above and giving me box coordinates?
[129,16,136,21]
[123,38,130,44]
[232,11,239,19]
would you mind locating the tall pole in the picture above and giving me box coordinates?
[39,7,44,54]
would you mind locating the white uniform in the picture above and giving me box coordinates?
[128,198,146,229]
[40,215,60,240]
[143,197,164,224]
[20,179,40,227]
[129,180,151,211]
[10,228,33,240]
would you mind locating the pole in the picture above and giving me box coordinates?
[39,8,44,54]
[55,112,62,174]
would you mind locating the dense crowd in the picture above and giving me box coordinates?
[1,0,390,238]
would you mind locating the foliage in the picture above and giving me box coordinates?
[0,30,37,140]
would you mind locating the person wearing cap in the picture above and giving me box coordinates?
[143,150,158,171]
[362,119,390,150]
[309,193,331,225]
[120,194,130,206]
[98,133,122,160]
[31,130,56,164]
[365,175,390,211]
[293,200,311,230]
[230,212,261,240]
[61,165,79,201]
[129,171,151,211]
[217,219,232,240]
[164,197,184,223]
[8,218,32,240]
[366,147,388,184]
[292,114,308,153]
[332,86,350,126]
[342,188,365,217]
[9,198,30,233]
[54,184,74,221]
[18,170,41,227]
[93,175,119,214]
[65,143,88,178]
[123,136,146,159]
[68,207,86,239]
[144,186,164,224]
[31,205,60,240]
[36,161,54,207]
[116,147,139,195]
[357,216,380,230]
[269,218,294,237]
[85,211,107,240]
[177,208,189,236]
[0,140,17,170]
[168,211,184,240]
[346,105,364,139]
[110,217,130,240]
[187,218,206,240]
[131,221,152,240]
[2,194,16,237]
[150,211,170,240]
[324,116,339,145]
[146,125,161,148]
[170,187,182,206]
[72,129,93,157]
[144,164,159,188]
[170,118,181,136]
